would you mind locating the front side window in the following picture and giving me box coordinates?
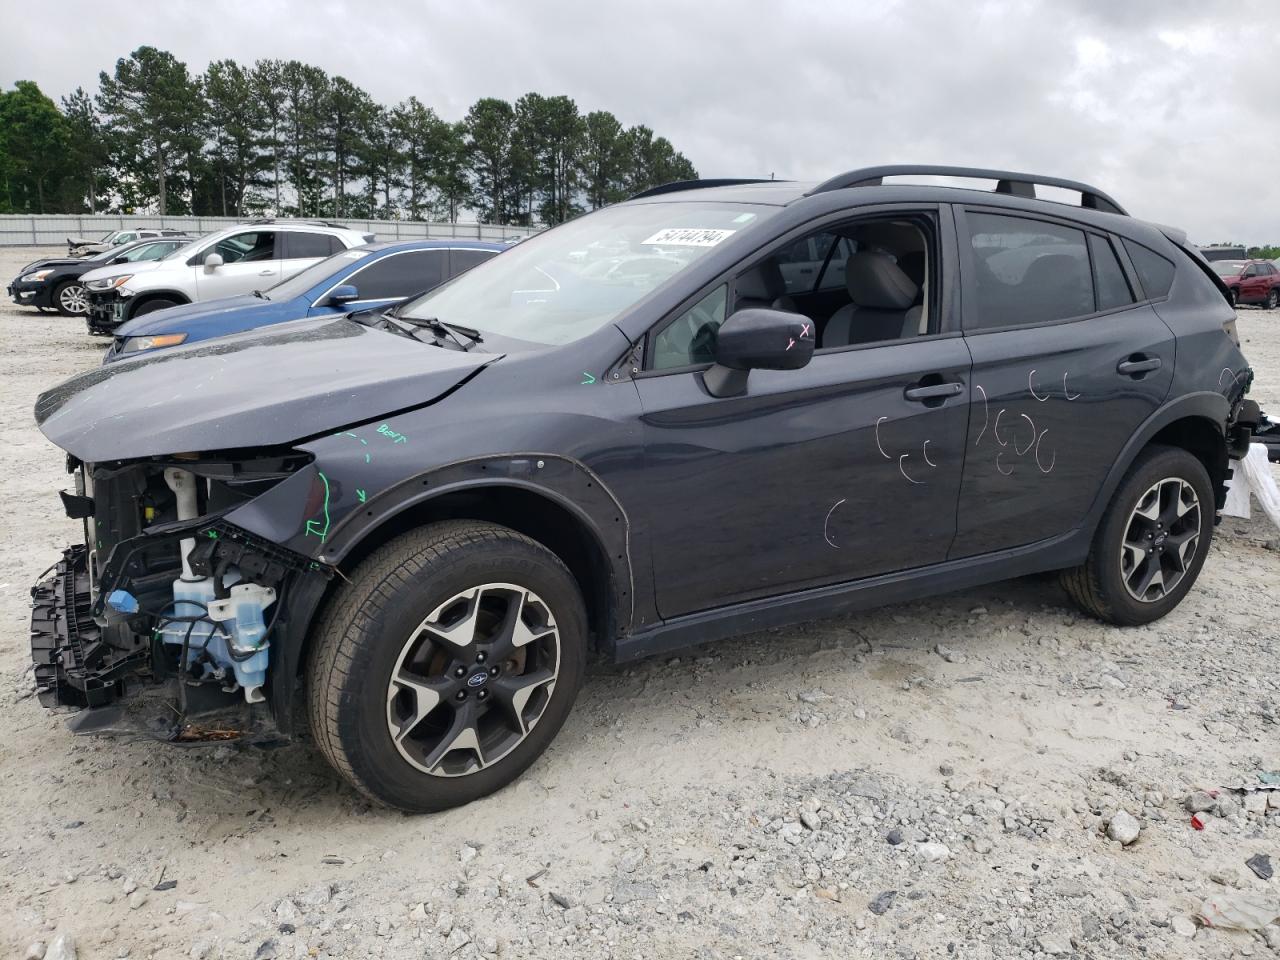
[350,251,446,300]
[215,230,276,263]
[399,201,778,345]
[1089,234,1134,311]
[120,242,169,262]
[651,285,727,369]
[967,212,1093,329]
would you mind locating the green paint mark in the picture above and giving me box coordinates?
[342,431,368,445]
[356,488,367,503]
[205,530,218,539]
[581,372,596,385]
[376,423,408,444]
[364,453,371,463]
[304,472,332,542]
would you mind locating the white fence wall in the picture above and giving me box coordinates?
[0,214,541,247]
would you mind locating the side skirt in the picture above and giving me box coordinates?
[614,528,1091,663]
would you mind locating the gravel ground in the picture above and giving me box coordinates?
[1,246,1278,960]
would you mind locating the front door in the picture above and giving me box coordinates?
[196,230,280,299]
[950,209,1175,558]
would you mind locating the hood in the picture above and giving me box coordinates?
[35,316,501,462]
[115,294,278,338]
[17,257,82,275]
[79,260,169,285]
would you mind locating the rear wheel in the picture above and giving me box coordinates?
[1061,445,1214,625]
[307,521,587,812]
[53,281,88,316]
[131,297,179,318]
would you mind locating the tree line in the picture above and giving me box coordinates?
[0,46,699,225]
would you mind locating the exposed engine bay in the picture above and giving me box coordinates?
[30,450,331,741]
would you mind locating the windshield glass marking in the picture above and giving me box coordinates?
[399,201,777,346]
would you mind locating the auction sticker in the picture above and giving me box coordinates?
[642,228,736,247]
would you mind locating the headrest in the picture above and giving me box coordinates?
[736,260,787,301]
[846,251,918,310]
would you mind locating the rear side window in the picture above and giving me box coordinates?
[289,232,339,259]
[1089,234,1134,311]
[449,249,497,277]
[1122,239,1175,300]
[351,251,446,300]
[966,212,1093,328]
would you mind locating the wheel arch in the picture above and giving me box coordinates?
[1086,392,1230,537]
[126,289,191,318]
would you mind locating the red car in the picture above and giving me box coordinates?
[1212,259,1280,308]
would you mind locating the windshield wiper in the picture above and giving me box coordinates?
[399,316,484,351]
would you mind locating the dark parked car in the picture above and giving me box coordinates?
[8,236,193,316]
[102,239,504,360]
[1210,259,1280,308]
[30,166,1257,813]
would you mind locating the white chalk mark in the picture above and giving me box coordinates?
[1063,372,1080,400]
[1219,367,1245,394]
[1029,369,1050,402]
[996,452,1014,476]
[823,498,846,549]
[899,454,923,485]
[1034,428,1056,474]
[974,385,989,445]
[993,409,1009,446]
[1014,414,1036,455]
[874,416,891,459]
[922,440,937,467]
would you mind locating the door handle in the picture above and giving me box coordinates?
[1117,356,1161,376]
[904,381,964,402]
[258,269,274,276]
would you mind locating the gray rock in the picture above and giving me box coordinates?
[613,880,659,904]
[434,911,454,935]
[46,936,77,960]
[868,890,896,915]
[800,810,821,831]
[24,941,48,960]
[459,844,478,864]
[916,842,951,863]
[444,927,470,953]
[1171,915,1197,938]
[188,940,213,960]
[934,644,966,663]
[885,828,904,846]
[1038,935,1070,955]
[253,941,277,960]
[618,847,645,873]
[299,884,332,907]
[1246,853,1274,881]
[1184,791,1216,813]
[127,890,148,910]
[1106,810,1141,845]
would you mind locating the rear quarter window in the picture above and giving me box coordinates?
[1122,239,1175,300]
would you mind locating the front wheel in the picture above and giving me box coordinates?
[1266,289,1278,310]
[307,521,587,812]
[131,297,179,318]
[1061,445,1214,625]
[53,281,89,316]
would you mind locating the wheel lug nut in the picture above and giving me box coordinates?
[454,666,466,678]
[489,666,500,676]
[478,690,489,701]
[476,652,487,663]
[456,690,467,700]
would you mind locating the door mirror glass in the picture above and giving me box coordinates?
[704,308,814,398]
[328,284,359,305]
[203,252,224,271]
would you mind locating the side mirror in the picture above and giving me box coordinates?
[703,308,815,398]
[203,252,224,271]
[328,284,360,306]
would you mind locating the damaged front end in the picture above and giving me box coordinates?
[30,449,332,743]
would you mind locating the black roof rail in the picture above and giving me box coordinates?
[806,165,1128,216]
[629,178,780,200]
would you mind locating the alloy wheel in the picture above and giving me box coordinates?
[59,283,89,315]
[1119,477,1201,603]
[386,583,560,777]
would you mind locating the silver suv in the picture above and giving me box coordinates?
[104,220,374,323]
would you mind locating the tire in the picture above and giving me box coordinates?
[307,520,588,812]
[53,281,89,316]
[1266,289,1278,310]
[131,297,179,318]
[1061,444,1214,626]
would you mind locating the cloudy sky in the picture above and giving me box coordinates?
[4,0,1277,243]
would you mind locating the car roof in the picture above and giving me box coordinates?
[357,239,508,253]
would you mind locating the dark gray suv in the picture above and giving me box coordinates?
[30,166,1257,812]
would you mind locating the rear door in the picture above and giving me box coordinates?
[448,248,499,278]
[280,231,343,282]
[195,230,281,299]
[950,208,1175,559]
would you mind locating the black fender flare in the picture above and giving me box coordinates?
[1082,390,1229,536]
[125,290,191,320]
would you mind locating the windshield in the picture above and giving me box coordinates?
[263,248,368,301]
[1211,260,1246,277]
[399,202,778,344]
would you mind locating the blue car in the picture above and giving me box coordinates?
[105,239,505,362]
